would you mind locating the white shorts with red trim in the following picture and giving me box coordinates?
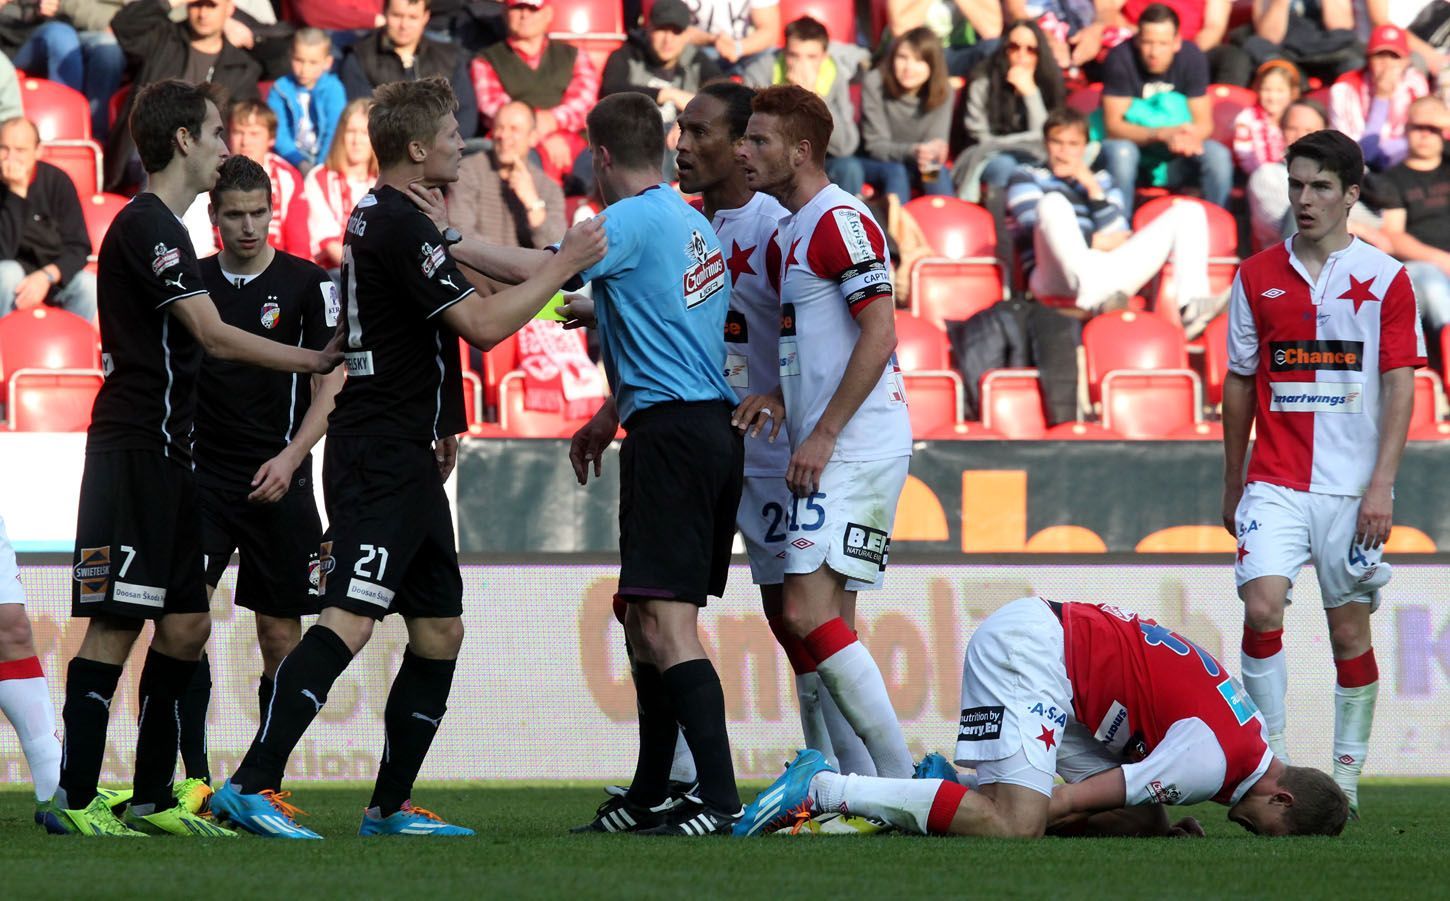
[0,515,24,606]
[1233,481,1391,610]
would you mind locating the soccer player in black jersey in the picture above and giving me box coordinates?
[210,76,605,839]
[171,155,347,786]
[39,80,342,838]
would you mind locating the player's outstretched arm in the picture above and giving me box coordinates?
[247,367,346,503]
[1221,371,1257,535]
[168,293,343,374]
[440,218,607,351]
[1358,365,1415,549]
[402,182,553,284]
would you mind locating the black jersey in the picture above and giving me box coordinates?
[329,186,472,442]
[88,193,208,464]
[194,251,338,488]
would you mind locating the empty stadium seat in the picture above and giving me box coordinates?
[1208,83,1256,147]
[1166,421,1224,440]
[481,332,520,413]
[902,370,963,438]
[459,340,484,426]
[1413,369,1443,428]
[81,193,130,263]
[21,78,91,141]
[980,368,1047,438]
[0,308,100,389]
[910,257,1005,328]
[1101,370,1202,438]
[893,311,950,371]
[497,371,592,437]
[7,368,103,431]
[1082,309,1189,403]
[780,0,853,43]
[548,0,626,69]
[1442,326,1450,388]
[1133,195,1240,258]
[1043,421,1124,439]
[38,139,102,198]
[1201,313,1230,406]
[903,196,996,259]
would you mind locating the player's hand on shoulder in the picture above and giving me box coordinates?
[404,182,450,232]
[1167,816,1204,838]
[435,435,459,481]
[732,391,785,442]
[316,328,346,374]
[556,293,596,329]
[248,454,296,504]
[559,216,608,271]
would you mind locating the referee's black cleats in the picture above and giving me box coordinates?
[635,797,743,837]
[570,793,674,834]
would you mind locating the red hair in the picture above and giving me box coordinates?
[751,84,834,166]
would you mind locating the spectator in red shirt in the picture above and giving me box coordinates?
[471,0,600,177]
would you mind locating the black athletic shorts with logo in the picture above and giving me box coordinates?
[200,474,323,618]
[317,436,462,620]
[618,401,743,606]
[72,449,208,619]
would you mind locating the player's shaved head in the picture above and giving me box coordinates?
[750,84,833,166]
[369,76,457,168]
[1280,766,1350,836]
[586,92,666,172]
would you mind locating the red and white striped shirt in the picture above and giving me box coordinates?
[470,39,600,134]
[1231,105,1285,174]
[1228,238,1426,496]
[304,165,372,264]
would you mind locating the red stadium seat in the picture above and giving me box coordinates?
[1082,309,1189,403]
[496,371,593,437]
[902,370,963,438]
[910,257,1005,328]
[1413,369,1443,428]
[6,368,103,431]
[458,340,484,426]
[1165,421,1224,440]
[1101,370,1202,438]
[1152,258,1238,322]
[903,196,996,259]
[1441,325,1450,388]
[1409,421,1450,441]
[1044,421,1123,439]
[1208,83,1257,148]
[81,193,130,263]
[780,0,854,43]
[548,0,626,70]
[893,311,950,371]
[21,78,91,141]
[980,368,1047,438]
[1201,313,1230,406]
[481,331,520,414]
[1066,83,1103,115]
[107,84,130,133]
[1133,195,1239,258]
[0,307,100,390]
[38,139,102,198]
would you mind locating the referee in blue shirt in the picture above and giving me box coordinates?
[565,92,745,837]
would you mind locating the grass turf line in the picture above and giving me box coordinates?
[1,782,1444,899]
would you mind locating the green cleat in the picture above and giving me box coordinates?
[124,802,237,837]
[95,787,134,813]
[36,794,147,836]
[173,778,213,815]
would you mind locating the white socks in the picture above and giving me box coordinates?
[0,659,61,802]
[820,684,875,776]
[812,772,943,835]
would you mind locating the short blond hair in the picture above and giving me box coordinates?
[369,77,457,168]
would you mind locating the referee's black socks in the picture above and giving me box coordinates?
[133,648,201,810]
[57,656,123,809]
[623,662,677,809]
[662,659,740,812]
[370,649,456,817]
[232,625,353,794]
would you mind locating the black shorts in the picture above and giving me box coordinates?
[200,475,323,618]
[72,449,208,620]
[318,436,462,621]
[618,401,743,606]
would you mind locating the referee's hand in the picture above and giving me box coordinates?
[569,405,618,486]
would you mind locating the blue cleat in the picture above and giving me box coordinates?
[209,780,322,839]
[913,752,959,783]
[359,801,475,837]
[734,749,836,837]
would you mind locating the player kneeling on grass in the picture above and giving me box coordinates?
[737,597,1350,839]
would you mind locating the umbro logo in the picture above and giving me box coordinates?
[1261,288,1286,299]
[791,538,814,550]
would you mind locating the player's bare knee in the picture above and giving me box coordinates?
[1327,612,1372,659]
[78,615,144,663]
[406,616,464,659]
[0,605,35,658]
[153,612,211,659]
[319,606,374,653]
[255,617,301,667]
[1240,582,1287,631]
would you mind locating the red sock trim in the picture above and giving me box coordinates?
[611,594,628,626]
[0,656,43,680]
[1241,626,1284,659]
[1335,648,1379,688]
[766,617,816,674]
[803,617,857,664]
[926,780,969,835]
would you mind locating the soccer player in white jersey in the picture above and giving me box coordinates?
[0,515,62,815]
[1222,129,1425,817]
[734,84,914,779]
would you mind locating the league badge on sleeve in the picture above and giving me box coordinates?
[683,229,726,309]
[152,243,181,277]
[321,281,340,327]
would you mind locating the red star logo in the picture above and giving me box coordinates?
[1338,275,1380,314]
[726,240,756,283]
[1236,543,1250,564]
[785,238,802,269]
[1036,725,1056,751]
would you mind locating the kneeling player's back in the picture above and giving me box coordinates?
[329,186,473,442]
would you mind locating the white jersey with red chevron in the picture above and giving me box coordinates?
[1062,602,1273,806]
[774,183,911,463]
[1228,237,1426,496]
[713,191,790,477]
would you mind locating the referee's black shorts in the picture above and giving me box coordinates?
[317,435,462,621]
[71,449,208,619]
[200,475,323,618]
[618,401,743,606]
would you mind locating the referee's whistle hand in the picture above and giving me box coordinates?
[559,216,608,271]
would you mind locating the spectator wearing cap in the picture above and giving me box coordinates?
[471,0,600,179]
[600,0,722,129]
[1329,24,1430,172]
[0,116,95,319]
[341,0,478,137]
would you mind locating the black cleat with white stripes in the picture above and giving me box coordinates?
[635,798,742,837]
[570,794,673,834]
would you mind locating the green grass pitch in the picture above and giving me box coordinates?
[2,781,1446,899]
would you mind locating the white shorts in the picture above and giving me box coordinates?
[1234,481,1391,611]
[955,596,1074,798]
[783,456,909,591]
[736,474,789,586]
[0,515,24,606]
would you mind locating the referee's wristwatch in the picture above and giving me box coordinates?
[441,226,463,247]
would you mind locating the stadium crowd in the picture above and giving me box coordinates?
[3,0,1450,439]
